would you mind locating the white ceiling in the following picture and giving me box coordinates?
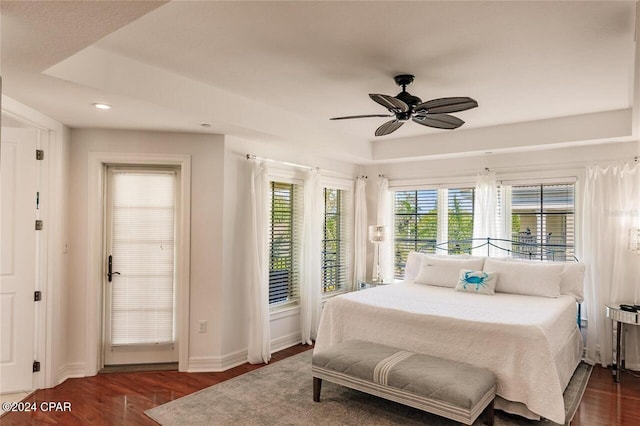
[1,1,637,162]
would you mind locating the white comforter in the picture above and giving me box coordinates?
[314,282,582,424]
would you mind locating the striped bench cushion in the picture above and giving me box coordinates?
[312,339,496,425]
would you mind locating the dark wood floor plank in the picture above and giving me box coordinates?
[2,345,639,425]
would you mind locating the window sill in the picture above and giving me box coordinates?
[270,303,300,320]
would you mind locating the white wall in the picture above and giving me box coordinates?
[67,129,225,372]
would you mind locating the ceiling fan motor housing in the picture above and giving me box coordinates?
[393,74,421,108]
[395,91,422,108]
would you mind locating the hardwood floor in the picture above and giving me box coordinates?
[1,345,639,425]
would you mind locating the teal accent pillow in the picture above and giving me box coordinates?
[455,269,497,295]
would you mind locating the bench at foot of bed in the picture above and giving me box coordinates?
[312,340,496,426]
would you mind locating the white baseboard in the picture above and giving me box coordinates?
[187,333,303,372]
[187,348,248,373]
[56,363,85,385]
[271,332,302,354]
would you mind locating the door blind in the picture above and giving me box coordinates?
[110,170,176,345]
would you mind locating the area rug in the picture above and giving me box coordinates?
[145,351,592,426]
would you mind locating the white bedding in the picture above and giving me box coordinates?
[314,282,583,424]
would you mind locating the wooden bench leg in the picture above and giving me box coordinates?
[313,377,322,402]
[483,400,494,426]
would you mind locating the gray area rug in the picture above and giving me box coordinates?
[146,350,592,426]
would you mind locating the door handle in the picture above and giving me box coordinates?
[107,255,120,282]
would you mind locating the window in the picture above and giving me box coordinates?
[393,187,474,278]
[269,181,302,305]
[322,188,350,294]
[511,183,574,260]
[447,188,475,254]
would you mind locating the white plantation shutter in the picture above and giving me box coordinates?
[110,170,176,345]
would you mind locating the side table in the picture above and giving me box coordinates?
[606,304,640,382]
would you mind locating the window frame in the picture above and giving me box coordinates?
[391,185,475,279]
[267,168,304,311]
[319,176,353,299]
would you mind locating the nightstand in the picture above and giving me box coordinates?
[606,304,640,382]
[357,280,391,290]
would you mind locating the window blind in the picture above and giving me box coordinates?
[322,188,350,294]
[447,188,474,254]
[269,181,303,305]
[511,183,575,260]
[110,170,176,346]
[393,190,438,279]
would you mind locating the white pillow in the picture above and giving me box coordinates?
[404,251,425,281]
[503,257,585,302]
[415,256,486,288]
[455,269,497,295]
[483,258,562,298]
[560,263,585,303]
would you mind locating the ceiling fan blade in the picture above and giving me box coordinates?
[414,97,478,114]
[330,114,394,120]
[375,119,404,136]
[369,94,409,113]
[412,114,464,130]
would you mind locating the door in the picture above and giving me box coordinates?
[0,127,38,392]
[103,167,179,365]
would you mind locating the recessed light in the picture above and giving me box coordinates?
[92,103,111,110]
[200,123,212,128]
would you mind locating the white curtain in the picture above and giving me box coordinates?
[583,162,640,368]
[247,161,271,364]
[300,169,323,344]
[376,176,394,282]
[498,185,513,252]
[472,171,499,256]
[352,176,368,291]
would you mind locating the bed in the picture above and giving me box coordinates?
[314,240,584,424]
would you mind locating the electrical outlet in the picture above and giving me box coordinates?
[199,320,207,333]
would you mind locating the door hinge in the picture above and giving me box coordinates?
[36,149,44,160]
[33,361,41,373]
[35,220,43,230]
[34,291,42,302]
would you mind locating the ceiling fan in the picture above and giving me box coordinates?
[330,74,478,136]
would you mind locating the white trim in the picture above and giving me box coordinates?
[270,305,300,320]
[86,152,191,375]
[2,96,66,389]
[319,175,354,192]
[56,363,85,385]
[389,177,476,190]
[186,331,302,372]
[187,349,248,373]
[270,332,302,354]
[267,166,305,184]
